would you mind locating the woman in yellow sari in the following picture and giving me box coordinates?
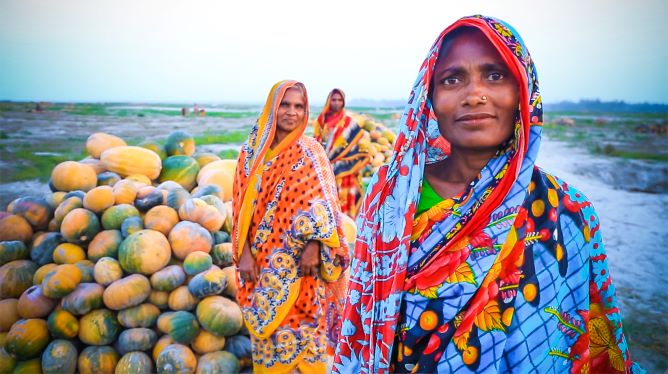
[314,89,370,218]
[232,80,349,373]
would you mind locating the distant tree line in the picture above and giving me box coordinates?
[544,99,668,113]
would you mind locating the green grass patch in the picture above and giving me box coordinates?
[0,132,8,139]
[592,144,668,161]
[218,149,239,160]
[12,149,87,181]
[194,130,248,145]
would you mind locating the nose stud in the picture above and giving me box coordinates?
[481,95,487,101]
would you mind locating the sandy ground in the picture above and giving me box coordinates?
[537,138,668,372]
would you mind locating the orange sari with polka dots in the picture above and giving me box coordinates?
[232,81,349,373]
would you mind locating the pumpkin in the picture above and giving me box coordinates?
[0,348,16,373]
[196,351,240,374]
[118,229,171,275]
[116,328,157,355]
[87,230,123,262]
[33,263,58,285]
[143,205,179,236]
[83,186,115,213]
[221,266,239,298]
[211,242,234,268]
[86,132,127,158]
[187,268,227,298]
[0,299,20,332]
[167,286,199,311]
[79,309,120,345]
[138,140,167,160]
[224,334,252,368]
[117,303,160,328]
[183,251,212,276]
[148,290,169,309]
[0,260,38,298]
[41,339,77,374]
[47,309,79,339]
[165,131,195,157]
[156,312,175,335]
[193,152,221,168]
[166,188,191,211]
[8,196,53,230]
[60,208,100,244]
[100,146,162,180]
[75,259,96,283]
[41,264,82,298]
[79,157,107,174]
[12,358,42,374]
[51,161,97,192]
[115,351,152,374]
[168,221,212,260]
[101,204,140,230]
[93,257,123,285]
[60,282,104,315]
[17,285,57,319]
[191,329,226,355]
[112,180,138,205]
[53,242,86,264]
[103,274,151,310]
[120,216,144,238]
[44,191,68,209]
[30,232,64,266]
[178,198,225,232]
[196,296,243,337]
[96,171,122,187]
[156,344,197,374]
[212,230,231,244]
[197,159,237,201]
[152,335,174,362]
[222,200,233,233]
[191,184,225,201]
[341,213,357,245]
[159,156,200,190]
[150,264,186,292]
[125,174,152,186]
[156,180,183,191]
[133,186,163,212]
[0,215,33,243]
[78,345,119,374]
[0,241,29,265]
[4,318,49,359]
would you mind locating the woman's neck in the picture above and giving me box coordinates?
[271,129,288,149]
[425,148,495,198]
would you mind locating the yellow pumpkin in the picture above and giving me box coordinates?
[112,179,138,205]
[143,205,179,236]
[47,309,79,339]
[4,318,49,359]
[152,335,174,362]
[125,174,152,186]
[87,230,123,262]
[118,229,171,275]
[53,242,86,264]
[148,290,169,309]
[85,132,127,158]
[51,161,98,192]
[102,274,151,310]
[100,146,162,180]
[41,264,82,298]
[83,186,115,213]
[33,263,58,285]
[79,157,107,174]
[93,257,123,286]
[77,345,119,374]
[168,285,199,311]
[168,221,213,260]
[193,152,221,168]
[178,198,226,232]
[196,170,234,202]
[0,214,33,243]
[191,329,226,354]
[60,208,101,244]
[79,309,120,346]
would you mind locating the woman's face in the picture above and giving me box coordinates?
[329,92,344,113]
[276,87,306,135]
[431,29,519,153]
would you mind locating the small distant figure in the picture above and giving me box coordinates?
[181,107,189,116]
[199,109,206,117]
[35,102,43,112]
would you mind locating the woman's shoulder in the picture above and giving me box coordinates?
[533,167,594,206]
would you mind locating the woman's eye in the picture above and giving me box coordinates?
[488,72,504,81]
[442,77,460,85]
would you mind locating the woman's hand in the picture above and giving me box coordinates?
[238,240,258,284]
[300,240,321,277]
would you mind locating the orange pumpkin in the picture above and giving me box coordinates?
[191,328,226,355]
[4,318,49,359]
[0,214,33,243]
[0,299,20,332]
[17,285,57,318]
[152,335,174,362]
[60,208,100,244]
[83,186,115,213]
[112,179,138,205]
[41,264,82,298]
[86,132,127,158]
[125,174,152,186]
[33,263,58,285]
[87,230,123,262]
[167,285,199,311]
[93,257,123,286]
[51,161,98,192]
[53,243,86,264]
[79,157,107,174]
[143,205,179,236]
[178,197,227,232]
[102,274,151,310]
[53,196,83,230]
[77,346,119,374]
[100,146,162,180]
[8,196,53,230]
[148,290,169,309]
[168,221,213,260]
[47,309,79,339]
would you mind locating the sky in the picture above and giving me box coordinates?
[0,0,667,105]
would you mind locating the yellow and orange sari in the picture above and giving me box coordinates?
[314,89,370,218]
[232,80,349,373]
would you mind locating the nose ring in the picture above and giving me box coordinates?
[481,95,487,101]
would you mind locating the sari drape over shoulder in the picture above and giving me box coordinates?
[333,16,643,374]
[314,89,370,218]
[232,80,350,373]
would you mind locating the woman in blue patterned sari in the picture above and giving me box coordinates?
[333,15,643,373]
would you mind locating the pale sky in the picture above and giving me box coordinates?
[1,0,666,105]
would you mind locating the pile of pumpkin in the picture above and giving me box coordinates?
[0,131,251,373]
[349,114,397,177]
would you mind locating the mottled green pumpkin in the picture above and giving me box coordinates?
[120,216,144,238]
[223,334,252,369]
[0,348,16,372]
[148,290,169,309]
[133,187,164,212]
[75,259,96,283]
[166,188,191,211]
[0,299,20,332]
[193,152,221,168]
[101,204,140,230]
[165,130,195,156]
[165,311,199,345]
[93,257,123,285]
[52,242,86,264]
[4,318,49,359]
[159,155,200,190]
[211,230,231,245]
[191,183,224,201]
[97,171,122,187]
[60,208,100,244]
[156,344,197,374]
[77,345,119,374]
[0,260,38,299]
[150,265,186,292]
[220,266,238,299]
[8,196,53,230]
[151,335,173,362]
[60,282,105,315]
[103,274,151,310]
[196,351,240,374]
[47,309,79,339]
[183,251,212,276]
[138,140,167,161]
[0,241,29,265]
[116,328,157,355]
[17,285,57,319]
[117,303,160,328]
[118,229,171,275]
[79,309,120,345]
[41,264,82,298]
[156,312,175,335]
[32,263,57,286]
[53,196,83,230]
[115,351,153,374]
[187,268,227,298]
[87,230,123,262]
[30,232,64,266]
[167,285,199,311]
[11,358,42,374]
[196,296,243,337]
[41,339,77,374]
[211,242,234,268]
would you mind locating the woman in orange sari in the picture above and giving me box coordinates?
[232,80,350,373]
[314,89,370,218]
